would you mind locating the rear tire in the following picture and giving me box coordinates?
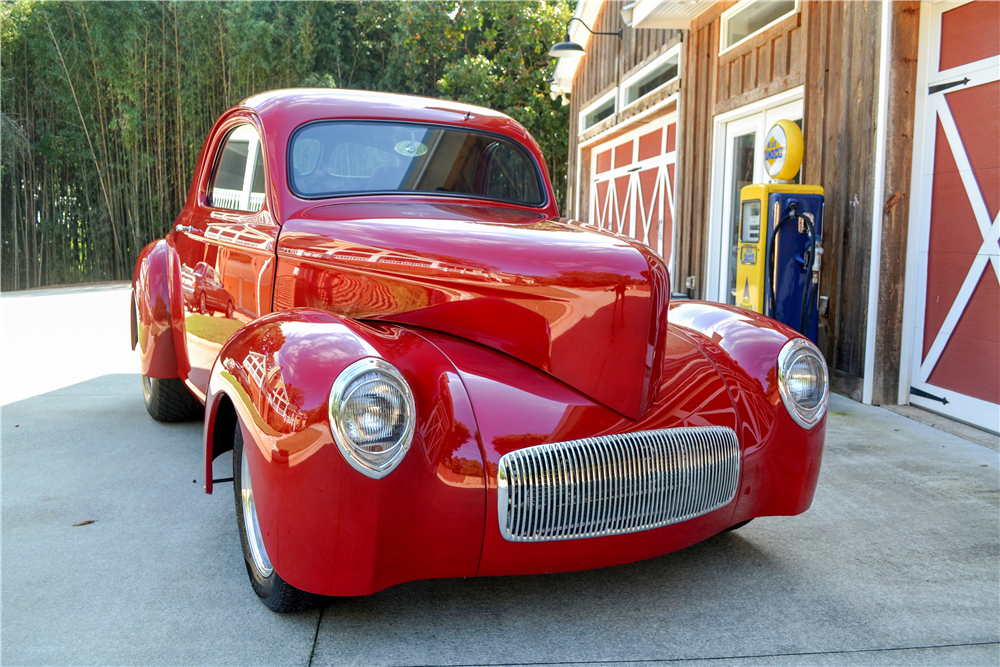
[141,375,203,422]
[233,425,316,613]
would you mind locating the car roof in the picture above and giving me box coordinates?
[241,89,514,133]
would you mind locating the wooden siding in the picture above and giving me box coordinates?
[567,1,906,401]
[566,1,682,223]
[802,0,884,398]
[871,2,920,404]
[570,1,811,298]
[675,1,807,298]
[674,7,721,298]
[715,8,806,115]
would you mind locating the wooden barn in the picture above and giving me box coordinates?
[551,0,999,433]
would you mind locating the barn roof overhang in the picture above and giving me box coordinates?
[623,0,714,30]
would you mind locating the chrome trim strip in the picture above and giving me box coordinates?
[497,426,740,542]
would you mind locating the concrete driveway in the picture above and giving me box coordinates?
[2,284,998,666]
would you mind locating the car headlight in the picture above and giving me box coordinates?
[777,338,829,429]
[328,358,415,479]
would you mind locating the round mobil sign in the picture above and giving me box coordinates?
[763,120,804,181]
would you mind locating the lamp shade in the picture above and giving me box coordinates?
[548,32,586,58]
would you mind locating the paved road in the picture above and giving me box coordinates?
[2,285,998,666]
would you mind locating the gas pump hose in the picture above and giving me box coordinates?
[765,204,799,319]
[797,215,817,335]
[765,203,819,336]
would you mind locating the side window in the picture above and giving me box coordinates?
[249,146,266,211]
[484,143,541,203]
[210,125,266,212]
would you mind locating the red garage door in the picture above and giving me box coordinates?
[590,116,677,268]
[909,1,999,432]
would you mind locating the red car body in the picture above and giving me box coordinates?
[131,89,826,604]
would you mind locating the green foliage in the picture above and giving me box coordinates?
[1,1,571,290]
[437,2,572,201]
[184,313,245,344]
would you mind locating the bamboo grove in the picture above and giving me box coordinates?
[0,1,573,290]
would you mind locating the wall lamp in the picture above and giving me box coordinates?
[548,18,622,58]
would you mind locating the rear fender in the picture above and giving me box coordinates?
[203,308,487,596]
[132,240,190,378]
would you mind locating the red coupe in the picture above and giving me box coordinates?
[131,89,828,612]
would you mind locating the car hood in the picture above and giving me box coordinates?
[276,198,669,418]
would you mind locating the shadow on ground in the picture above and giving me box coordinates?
[2,378,997,666]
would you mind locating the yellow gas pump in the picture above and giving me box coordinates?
[736,120,824,342]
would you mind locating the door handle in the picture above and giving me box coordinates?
[174,225,202,235]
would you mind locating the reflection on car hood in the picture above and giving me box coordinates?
[275,199,669,419]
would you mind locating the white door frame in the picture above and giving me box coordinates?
[899,0,1000,431]
[706,86,804,302]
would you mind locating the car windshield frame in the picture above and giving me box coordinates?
[286,119,548,208]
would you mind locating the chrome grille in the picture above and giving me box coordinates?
[497,426,740,542]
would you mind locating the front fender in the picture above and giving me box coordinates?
[203,308,487,596]
[667,301,826,521]
[132,239,190,378]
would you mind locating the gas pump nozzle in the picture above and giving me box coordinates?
[799,211,822,281]
[812,244,823,283]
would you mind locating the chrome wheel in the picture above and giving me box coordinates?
[241,445,273,577]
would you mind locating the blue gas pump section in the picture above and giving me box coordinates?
[765,193,824,343]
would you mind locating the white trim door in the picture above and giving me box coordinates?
[707,94,803,303]
[903,0,1000,433]
[589,114,678,270]
[718,115,762,304]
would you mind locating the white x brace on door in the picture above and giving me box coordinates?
[906,1,999,432]
[589,115,677,271]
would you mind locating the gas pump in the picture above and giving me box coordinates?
[735,120,824,343]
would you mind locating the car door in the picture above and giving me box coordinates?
[172,120,279,398]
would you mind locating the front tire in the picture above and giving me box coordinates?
[141,375,203,422]
[233,425,316,613]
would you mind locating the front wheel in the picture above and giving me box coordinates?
[233,425,316,613]
[141,375,202,422]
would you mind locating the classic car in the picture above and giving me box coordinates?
[130,89,828,612]
[181,261,234,318]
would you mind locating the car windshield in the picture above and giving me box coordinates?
[289,121,544,206]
